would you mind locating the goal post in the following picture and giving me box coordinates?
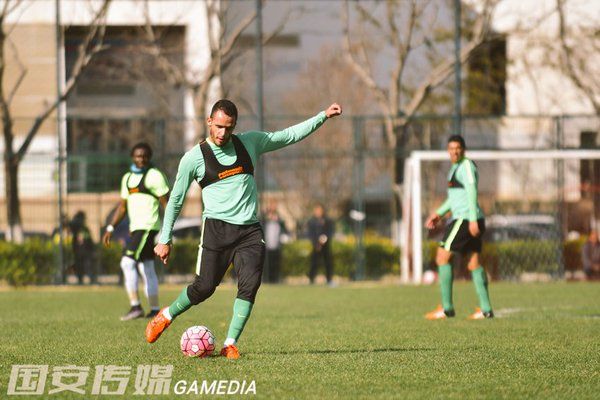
[401,149,600,284]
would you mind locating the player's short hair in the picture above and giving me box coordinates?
[210,99,238,122]
[447,135,466,149]
[130,142,153,158]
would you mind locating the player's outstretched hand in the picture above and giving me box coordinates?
[101,231,112,247]
[469,221,481,237]
[325,103,342,119]
[154,243,172,265]
[425,213,441,230]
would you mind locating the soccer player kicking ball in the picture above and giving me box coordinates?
[424,135,494,320]
[146,99,343,358]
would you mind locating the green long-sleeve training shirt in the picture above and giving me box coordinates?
[159,111,328,244]
[435,157,484,222]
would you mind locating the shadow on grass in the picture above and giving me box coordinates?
[581,314,600,319]
[249,347,435,356]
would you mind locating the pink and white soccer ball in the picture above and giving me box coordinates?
[180,325,216,358]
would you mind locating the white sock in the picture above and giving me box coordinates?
[139,260,159,298]
[120,257,139,305]
[223,338,236,347]
[162,308,172,321]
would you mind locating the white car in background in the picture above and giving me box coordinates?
[170,217,203,242]
[484,214,559,242]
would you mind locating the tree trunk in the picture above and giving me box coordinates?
[4,150,23,243]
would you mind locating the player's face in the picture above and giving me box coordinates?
[132,148,151,169]
[207,110,236,147]
[447,141,465,163]
[313,205,324,218]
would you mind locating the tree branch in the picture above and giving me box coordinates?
[556,0,600,113]
[400,0,496,124]
[5,36,26,106]
[16,0,112,161]
[341,0,391,117]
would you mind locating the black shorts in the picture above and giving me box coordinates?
[196,219,264,276]
[187,219,265,303]
[124,230,157,261]
[440,219,485,254]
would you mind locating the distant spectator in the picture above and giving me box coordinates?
[307,204,335,286]
[70,211,96,284]
[261,203,288,283]
[52,214,73,283]
[582,230,600,280]
[52,214,72,246]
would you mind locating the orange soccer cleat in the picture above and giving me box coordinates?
[220,344,240,360]
[145,307,172,343]
[467,307,494,320]
[425,305,455,320]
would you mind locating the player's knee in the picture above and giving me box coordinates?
[237,275,261,303]
[120,256,136,272]
[236,288,258,303]
[435,251,451,266]
[187,277,217,305]
[468,260,481,271]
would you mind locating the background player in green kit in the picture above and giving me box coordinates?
[424,135,493,320]
[103,142,170,321]
[146,99,343,358]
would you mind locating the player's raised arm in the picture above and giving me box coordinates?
[250,103,343,154]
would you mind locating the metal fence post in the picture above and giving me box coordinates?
[55,0,67,284]
[352,117,366,280]
[555,116,566,278]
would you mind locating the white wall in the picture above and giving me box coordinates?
[491,0,600,115]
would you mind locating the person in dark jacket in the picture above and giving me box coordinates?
[261,203,288,283]
[582,230,600,280]
[307,203,335,285]
[70,211,96,284]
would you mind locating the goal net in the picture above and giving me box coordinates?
[401,149,600,284]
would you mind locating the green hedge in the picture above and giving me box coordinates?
[0,239,56,286]
[0,236,589,286]
[95,241,200,275]
[148,236,400,278]
[424,239,575,279]
[281,236,400,279]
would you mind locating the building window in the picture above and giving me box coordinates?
[465,36,507,115]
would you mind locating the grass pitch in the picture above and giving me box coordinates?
[1,282,599,399]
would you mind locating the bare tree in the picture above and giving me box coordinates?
[266,45,379,222]
[556,0,600,114]
[0,0,111,242]
[140,0,300,141]
[341,0,498,228]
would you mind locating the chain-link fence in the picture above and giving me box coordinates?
[1,114,599,282]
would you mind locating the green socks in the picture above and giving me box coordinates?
[438,263,454,312]
[166,291,255,345]
[168,287,193,319]
[471,266,492,313]
[225,298,254,343]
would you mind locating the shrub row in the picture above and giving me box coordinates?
[0,236,588,286]
[0,239,56,286]
[0,235,400,286]
[424,237,586,279]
